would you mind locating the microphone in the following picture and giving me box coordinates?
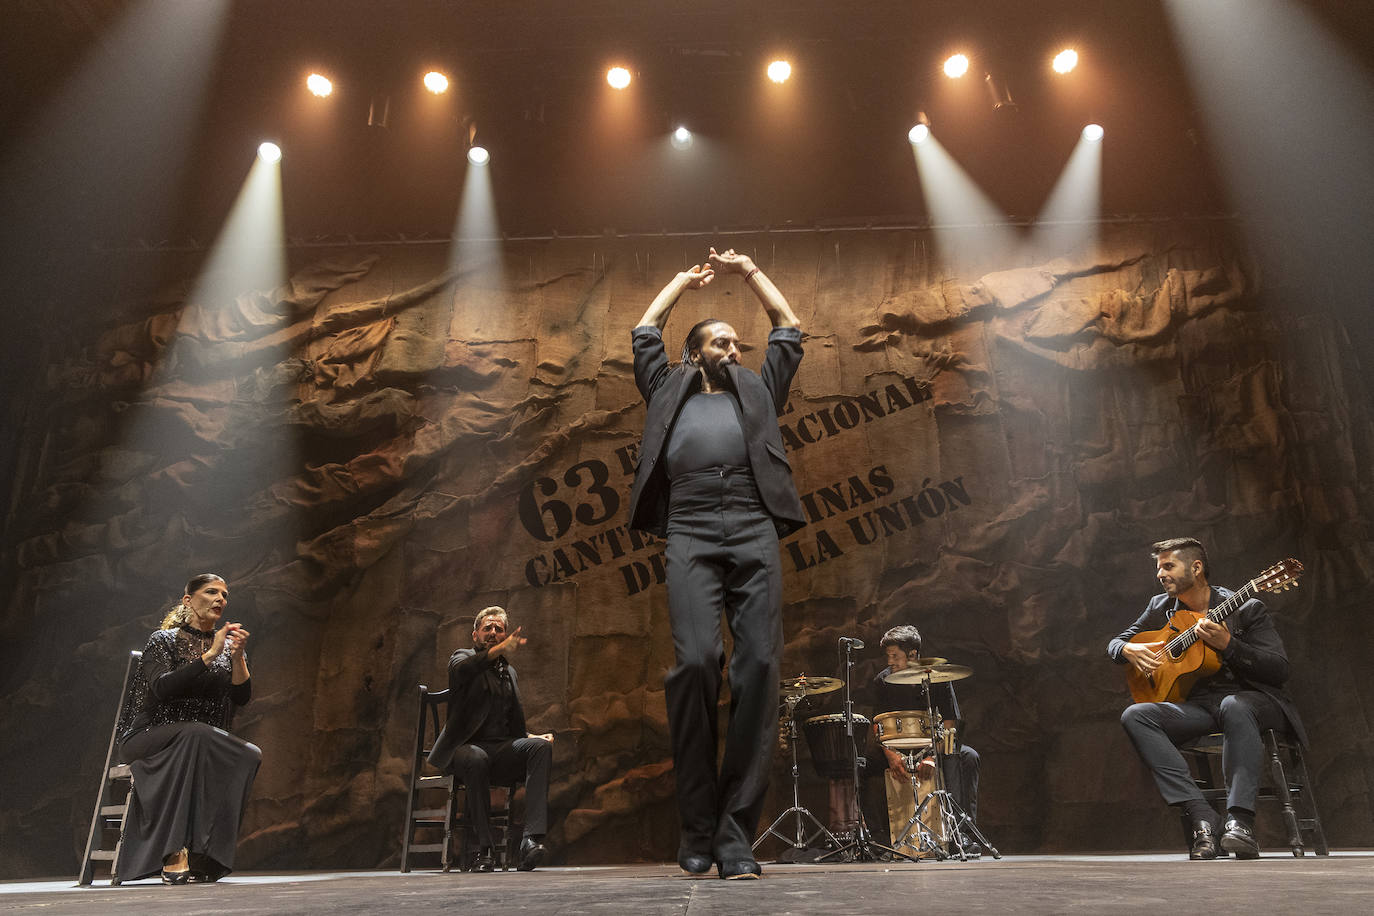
[838,636,866,650]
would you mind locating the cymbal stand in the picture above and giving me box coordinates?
[753,692,837,854]
[817,639,914,863]
[892,670,999,861]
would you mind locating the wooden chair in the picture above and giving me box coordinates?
[1181,728,1329,856]
[78,650,142,886]
[400,685,523,872]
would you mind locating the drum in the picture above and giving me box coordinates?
[874,710,933,749]
[884,763,946,857]
[802,713,870,780]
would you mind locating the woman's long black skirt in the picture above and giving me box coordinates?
[116,721,261,881]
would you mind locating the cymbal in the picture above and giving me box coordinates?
[884,663,973,685]
[910,657,948,668]
[780,675,844,696]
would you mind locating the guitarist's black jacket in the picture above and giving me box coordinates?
[1107,585,1307,746]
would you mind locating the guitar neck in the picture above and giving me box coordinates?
[1206,581,1256,624]
[1163,581,1256,655]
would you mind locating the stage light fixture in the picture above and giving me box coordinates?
[671,126,694,149]
[607,66,632,90]
[1082,123,1104,142]
[908,110,932,145]
[423,71,449,94]
[767,60,792,83]
[257,141,282,163]
[984,73,1017,113]
[306,73,333,97]
[368,93,390,128]
[1052,49,1079,74]
[467,122,489,165]
[944,54,970,78]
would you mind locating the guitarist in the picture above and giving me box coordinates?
[1108,538,1306,860]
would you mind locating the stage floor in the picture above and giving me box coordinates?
[4,853,1370,914]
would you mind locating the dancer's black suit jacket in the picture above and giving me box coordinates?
[1107,585,1307,745]
[427,646,529,771]
[627,324,806,537]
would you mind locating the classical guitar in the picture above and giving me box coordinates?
[1125,558,1303,704]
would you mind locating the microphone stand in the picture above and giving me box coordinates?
[817,638,913,864]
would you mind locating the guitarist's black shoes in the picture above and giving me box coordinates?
[1221,818,1261,859]
[1188,820,1219,860]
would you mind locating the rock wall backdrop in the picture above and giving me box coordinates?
[2,220,1372,877]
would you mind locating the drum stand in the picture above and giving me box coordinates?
[753,692,838,855]
[817,639,915,864]
[891,672,1000,861]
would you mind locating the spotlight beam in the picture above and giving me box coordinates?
[909,132,1019,272]
[1031,129,1104,260]
[1,0,229,261]
[1164,0,1374,316]
[449,141,505,319]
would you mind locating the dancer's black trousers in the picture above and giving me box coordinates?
[664,466,782,863]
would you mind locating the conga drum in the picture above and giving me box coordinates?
[802,713,870,779]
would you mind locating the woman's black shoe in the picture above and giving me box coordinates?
[160,868,192,885]
[186,852,226,882]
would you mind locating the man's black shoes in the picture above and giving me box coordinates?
[678,853,713,875]
[718,859,762,880]
[517,836,548,872]
[472,848,497,872]
[1188,819,1219,860]
[1221,818,1261,860]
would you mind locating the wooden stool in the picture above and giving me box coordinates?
[1181,728,1328,856]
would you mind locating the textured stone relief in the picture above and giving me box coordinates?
[2,223,1371,876]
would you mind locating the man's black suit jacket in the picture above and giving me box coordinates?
[627,324,806,537]
[427,646,530,771]
[1107,585,1307,746]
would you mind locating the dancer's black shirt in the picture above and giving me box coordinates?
[665,391,749,478]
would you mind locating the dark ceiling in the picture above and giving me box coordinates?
[6,0,1361,245]
[2,0,1373,248]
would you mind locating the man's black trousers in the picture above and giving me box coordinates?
[663,466,782,864]
[1120,688,1286,813]
[450,737,551,848]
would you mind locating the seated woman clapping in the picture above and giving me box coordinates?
[116,573,261,884]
